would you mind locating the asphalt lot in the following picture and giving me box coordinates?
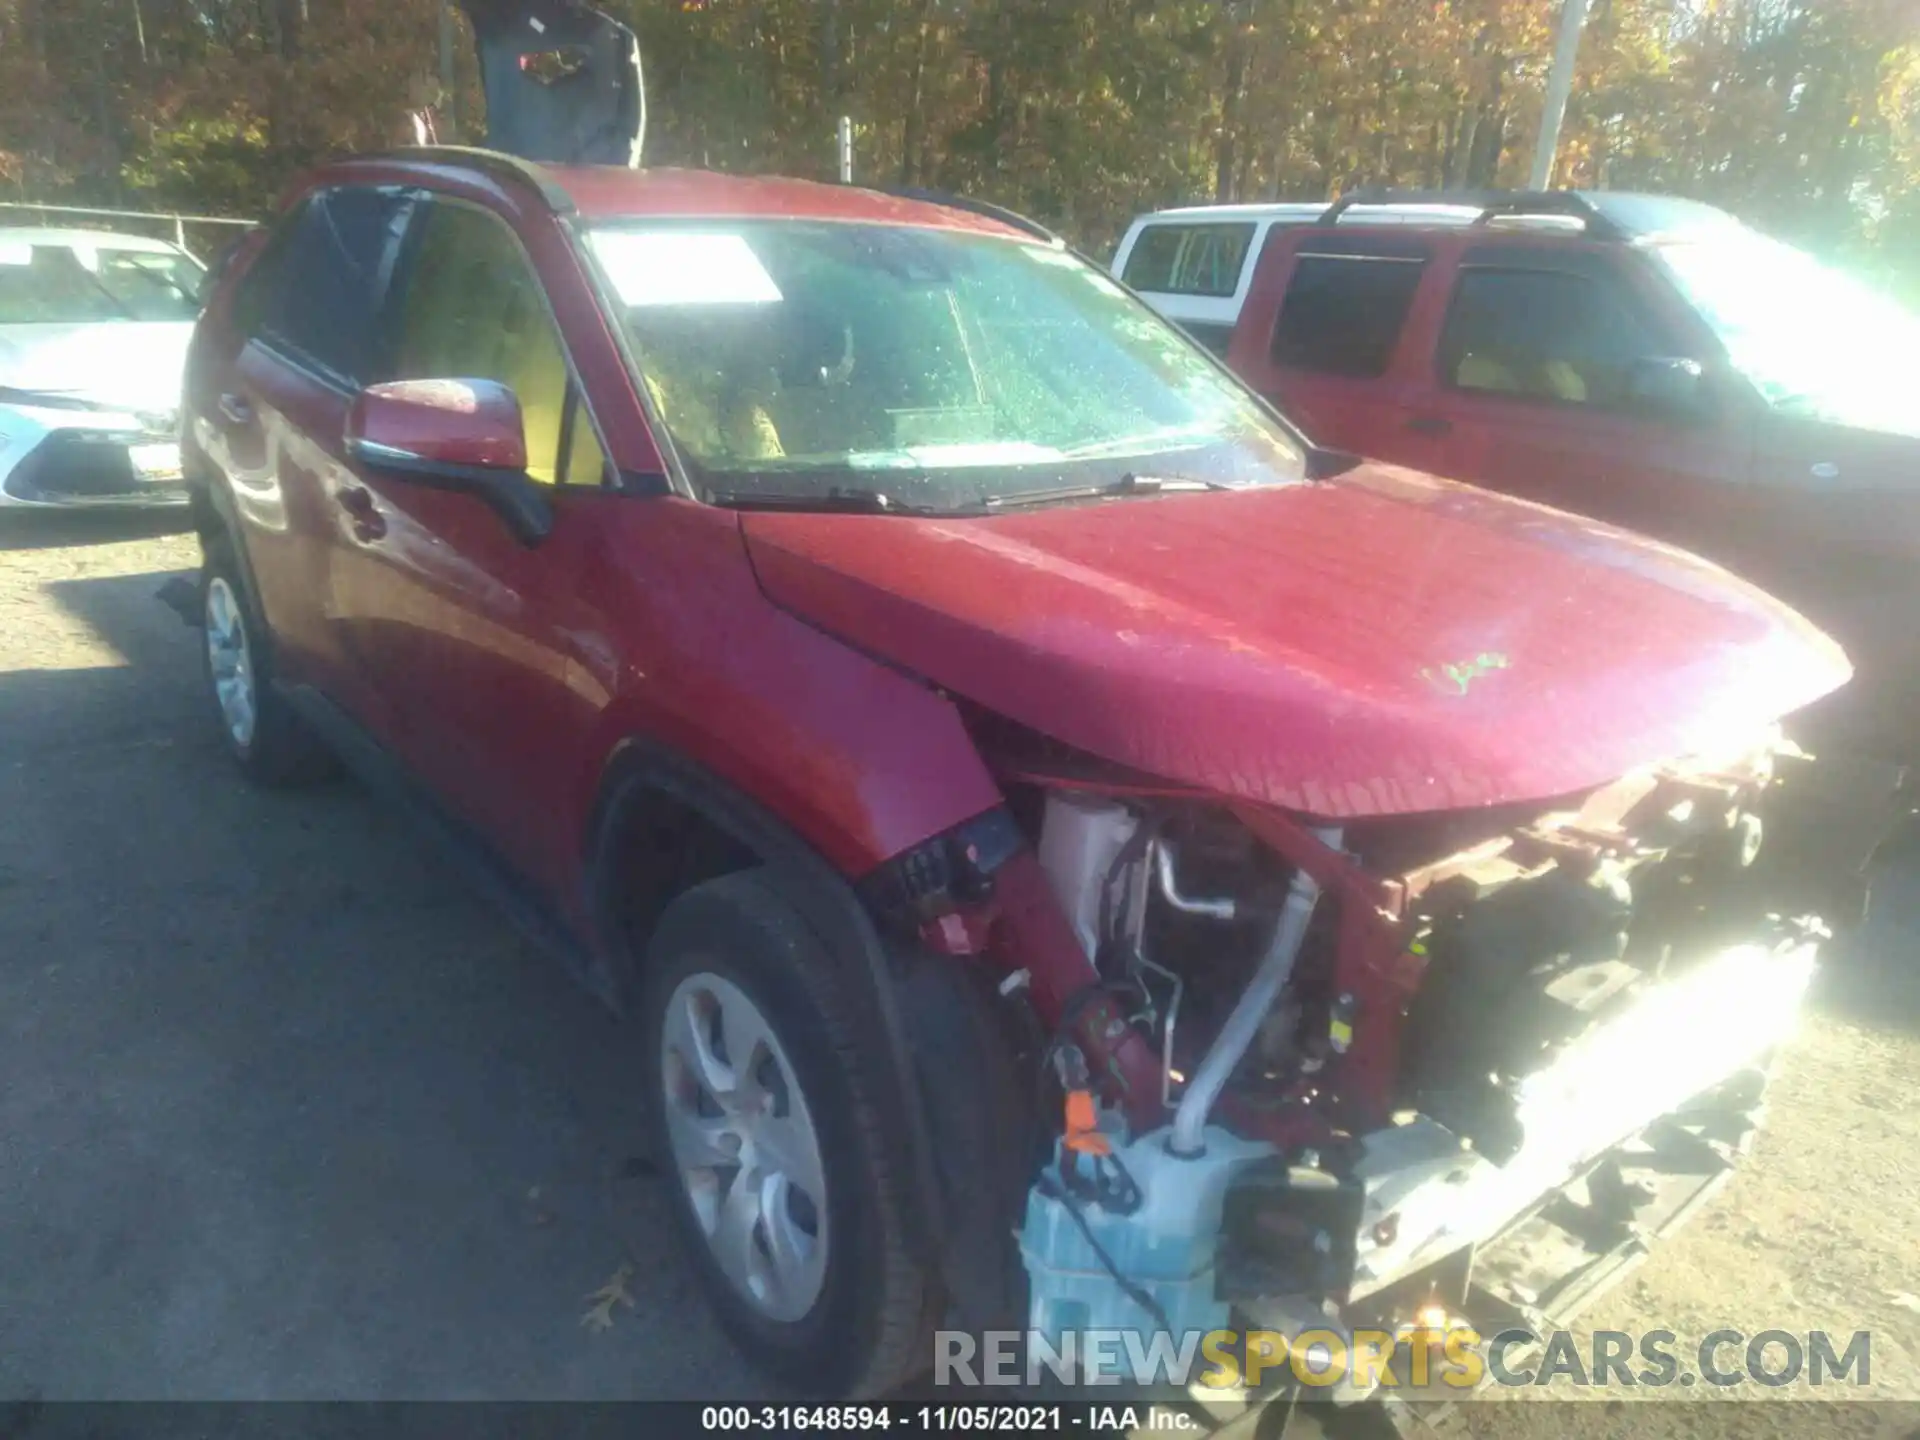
[0,512,770,1404]
[2,509,1918,1426]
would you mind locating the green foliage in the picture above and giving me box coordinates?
[122,111,274,214]
[0,0,1912,284]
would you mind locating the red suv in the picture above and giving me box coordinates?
[1220,189,1920,759]
[183,150,1893,1401]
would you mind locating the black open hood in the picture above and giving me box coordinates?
[456,0,644,166]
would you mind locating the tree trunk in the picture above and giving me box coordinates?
[900,0,936,184]
[984,1,1017,168]
[1466,59,1505,186]
[272,0,303,61]
[1234,139,1256,201]
[1454,108,1481,186]
[822,0,841,108]
[87,0,124,201]
[1475,109,1509,186]
[1255,141,1280,198]
[1215,0,1252,201]
[1441,101,1463,186]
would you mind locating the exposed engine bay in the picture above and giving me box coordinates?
[1022,733,1867,1153]
[968,729,1904,1390]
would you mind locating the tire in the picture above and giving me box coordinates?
[199,534,335,786]
[641,868,933,1398]
[895,953,1037,1338]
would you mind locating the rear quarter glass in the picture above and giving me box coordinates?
[1120,221,1257,298]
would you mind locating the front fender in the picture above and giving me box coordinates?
[583,740,956,1279]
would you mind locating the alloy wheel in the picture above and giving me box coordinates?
[659,971,830,1323]
[204,575,256,748]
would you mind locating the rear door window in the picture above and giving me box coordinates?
[1121,223,1257,298]
[1269,254,1426,377]
[251,187,410,388]
[1438,267,1664,410]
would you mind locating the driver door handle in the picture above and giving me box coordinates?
[1404,414,1453,437]
[217,393,253,427]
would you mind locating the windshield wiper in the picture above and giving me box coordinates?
[705,486,948,515]
[709,473,1236,516]
[71,267,138,321]
[982,472,1233,511]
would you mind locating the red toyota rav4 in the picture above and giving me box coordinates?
[183,138,1898,1401]
[1220,189,1920,761]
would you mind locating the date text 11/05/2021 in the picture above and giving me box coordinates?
[701,1407,1192,1434]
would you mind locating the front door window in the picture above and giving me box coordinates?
[388,203,605,486]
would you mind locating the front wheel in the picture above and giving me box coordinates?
[200,536,335,786]
[641,870,934,1398]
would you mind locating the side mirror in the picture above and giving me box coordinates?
[345,378,553,546]
[1626,357,1709,421]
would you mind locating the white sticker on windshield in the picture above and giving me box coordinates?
[590,231,784,308]
[0,242,32,266]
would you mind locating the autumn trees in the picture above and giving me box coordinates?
[0,0,1914,286]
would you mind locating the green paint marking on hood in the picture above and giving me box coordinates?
[1420,652,1512,696]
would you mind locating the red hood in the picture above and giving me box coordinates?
[742,465,1850,817]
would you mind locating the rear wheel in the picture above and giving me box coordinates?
[200,536,335,786]
[641,869,933,1398]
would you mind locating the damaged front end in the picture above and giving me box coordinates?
[951,725,1903,1392]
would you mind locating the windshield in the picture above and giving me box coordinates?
[0,239,203,325]
[586,220,1305,510]
[1653,228,1920,438]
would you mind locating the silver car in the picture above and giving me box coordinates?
[0,227,204,509]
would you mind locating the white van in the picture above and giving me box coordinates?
[1111,200,1484,353]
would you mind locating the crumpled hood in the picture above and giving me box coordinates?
[742,465,1851,817]
[0,322,193,417]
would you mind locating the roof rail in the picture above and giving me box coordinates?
[1317,186,1624,241]
[358,145,577,215]
[872,186,1063,246]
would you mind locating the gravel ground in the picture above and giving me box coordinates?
[1,510,1916,1433]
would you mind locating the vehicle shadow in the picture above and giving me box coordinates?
[0,569,764,1401]
[0,508,193,552]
